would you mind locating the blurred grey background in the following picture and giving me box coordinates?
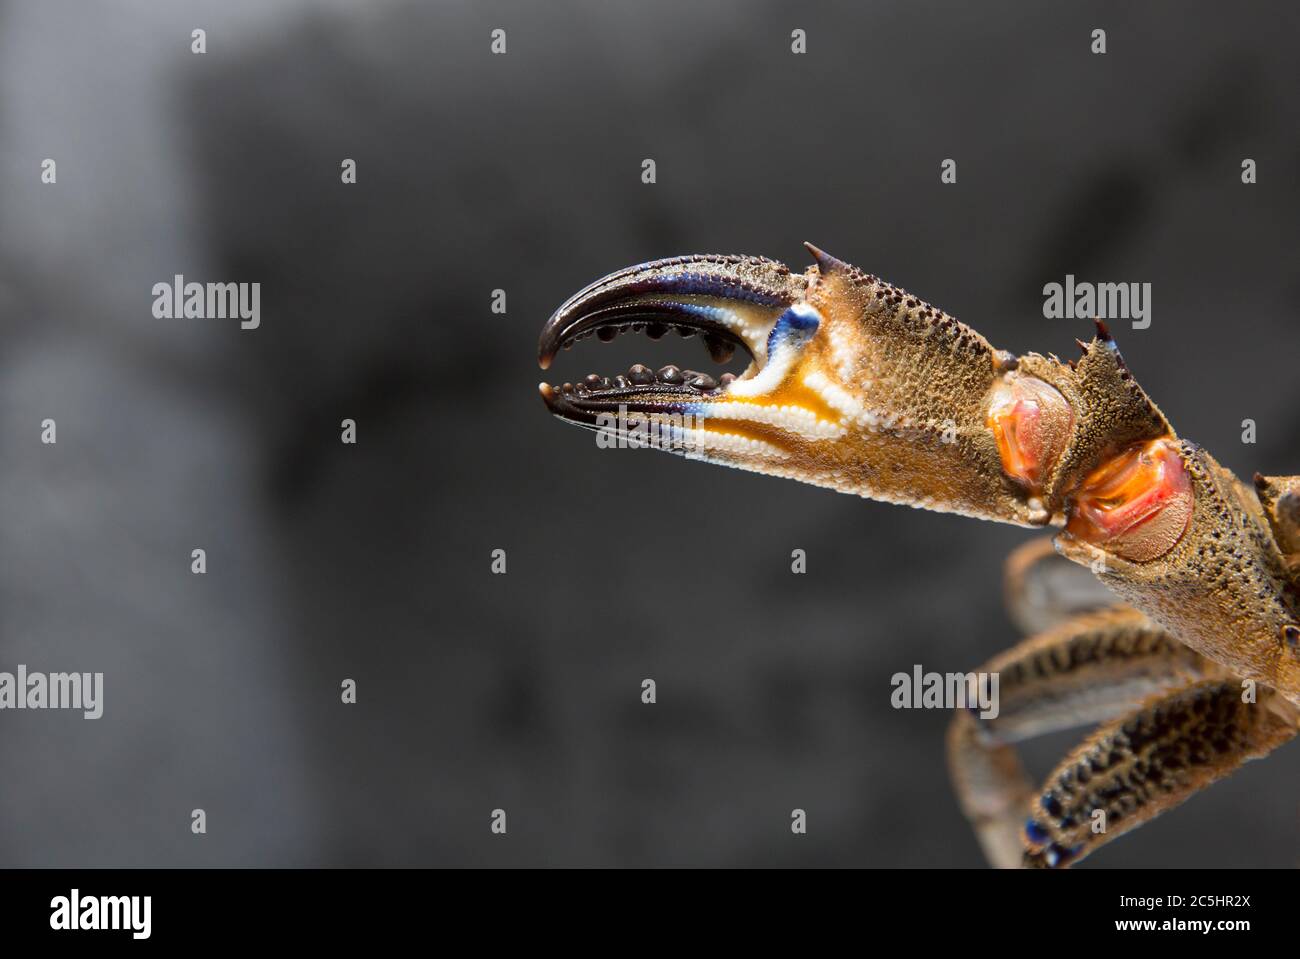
[0,0,1297,867]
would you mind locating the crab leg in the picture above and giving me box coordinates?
[947,607,1209,867]
[1002,536,1118,636]
[1021,679,1297,868]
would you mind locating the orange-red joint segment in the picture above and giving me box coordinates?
[1065,438,1193,562]
[986,375,1074,492]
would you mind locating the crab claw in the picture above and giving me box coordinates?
[538,246,1064,524]
[537,254,813,459]
[538,254,806,372]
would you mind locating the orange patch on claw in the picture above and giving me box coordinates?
[1066,438,1193,562]
[986,375,1074,490]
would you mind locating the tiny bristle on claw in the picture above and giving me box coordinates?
[1093,318,1113,341]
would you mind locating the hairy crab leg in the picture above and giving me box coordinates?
[947,607,1209,868]
[1022,680,1297,868]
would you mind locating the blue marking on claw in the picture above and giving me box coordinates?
[659,303,735,325]
[652,271,788,306]
[765,303,821,358]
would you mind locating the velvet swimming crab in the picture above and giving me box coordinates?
[536,245,1300,868]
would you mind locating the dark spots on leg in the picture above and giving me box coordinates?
[1024,818,1050,845]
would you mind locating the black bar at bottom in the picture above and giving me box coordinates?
[0,867,1284,944]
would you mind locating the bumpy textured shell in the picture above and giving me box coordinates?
[1081,445,1300,701]
[797,260,1039,524]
